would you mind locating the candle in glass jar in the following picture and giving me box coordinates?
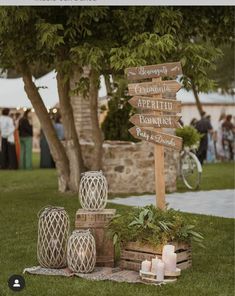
[150,256,158,274]
[156,259,165,281]
[164,252,177,272]
[141,260,151,272]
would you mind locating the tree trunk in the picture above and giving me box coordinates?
[89,69,104,170]
[20,64,70,192]
[56,70,85,192]
[191,79,204,117]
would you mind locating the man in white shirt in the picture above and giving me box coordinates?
[0,108,17,169]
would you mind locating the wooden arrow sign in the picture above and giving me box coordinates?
[128,80,181,96]
[129,114,181,128]
[129,126,182,150]
[128,96,181,113]
[126,62,182,81]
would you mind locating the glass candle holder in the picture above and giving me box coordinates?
[37,206,70,268]
[67,229,96,273]
[79,171,108,211]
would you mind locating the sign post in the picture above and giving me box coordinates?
[126,62,183,210]
[153,77,165,210]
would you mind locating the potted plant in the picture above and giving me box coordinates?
[108,205,204,271]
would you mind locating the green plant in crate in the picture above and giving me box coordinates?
[176,125,202,148]
[108,205,204,248]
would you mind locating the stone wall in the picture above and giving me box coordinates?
[81,140,179,194]
[70,71,179,194]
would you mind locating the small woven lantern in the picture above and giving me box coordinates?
[79,171,108,211]
[37,206,70,269]
[67,230,96,273]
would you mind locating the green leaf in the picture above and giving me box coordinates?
[113,233,118,245]
[190,231,204,240]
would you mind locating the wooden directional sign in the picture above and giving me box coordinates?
[129,96,181,113]
[126,61,183,210]
[126,62,182,81]
[129,126,182,151]
[129,114,181,128]
[128,80,181,96]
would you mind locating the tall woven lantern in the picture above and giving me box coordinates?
[79,171,108,211]
[37,206,70,269]
[67,230,96,273]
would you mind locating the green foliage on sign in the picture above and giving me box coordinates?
[176,126,202,148]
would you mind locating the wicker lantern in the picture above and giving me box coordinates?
[37,206,70,269]
[79,171,108,211]
[67,230,96,273]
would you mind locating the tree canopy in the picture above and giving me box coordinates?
[1,7,234,90]
[209,44,235,95]
[0,7,234,181]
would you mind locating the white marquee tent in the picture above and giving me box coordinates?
[0,71,107,109]
[0,71,234,132]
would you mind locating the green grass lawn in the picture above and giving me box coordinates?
[0,165,234,296]
[32,152,40,169]
[177,162,234,192]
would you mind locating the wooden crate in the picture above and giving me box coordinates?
[120,241,192,271]
[75,209,116,267]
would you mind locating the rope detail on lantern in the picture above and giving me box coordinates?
[79,171,108,211]
[67,229,96,273]
[37,206,70,269]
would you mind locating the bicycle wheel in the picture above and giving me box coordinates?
[181,151,202,190]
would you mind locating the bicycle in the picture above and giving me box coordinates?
[179,146,202,190]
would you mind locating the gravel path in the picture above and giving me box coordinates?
[110,189,235,218]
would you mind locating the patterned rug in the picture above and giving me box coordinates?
[23,266,173,286]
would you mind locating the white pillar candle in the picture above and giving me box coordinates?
[150,256,158,274]
[162,245,175,262]
[156,259,165,281]
[141,260,151,272]
[164,252,177,272]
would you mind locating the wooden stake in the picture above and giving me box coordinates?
[153,78,166,210]
[154,141,165,209]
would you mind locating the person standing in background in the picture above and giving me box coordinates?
[216,113,226,161]
[40,128,55,168]
[40,113,64,169]
[19,109,33,169]
[190,118,198,128]
[13,112,21,166]
[195,112,213,165]
[54,113,65,141]
[206,115,216,163]
[222,114,234,161]
[0,108,18,169]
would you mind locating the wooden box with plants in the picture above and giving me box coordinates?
[108,205,204,272]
